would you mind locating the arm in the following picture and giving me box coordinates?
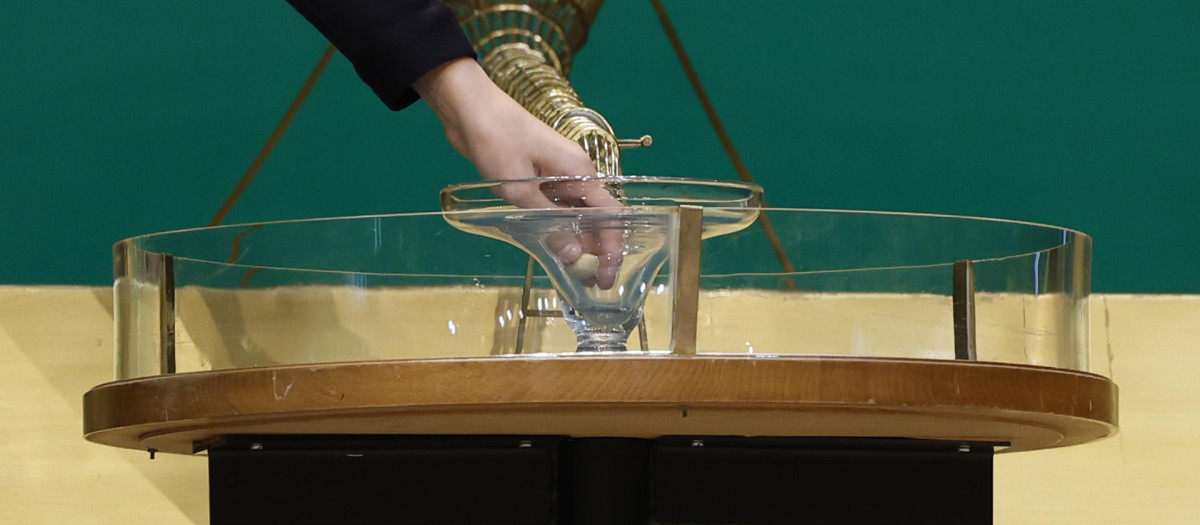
[414,57,597,191]
[286,0,474,110]
[417,58,622,288]
[287,1,618,285]
[286,0,596,186]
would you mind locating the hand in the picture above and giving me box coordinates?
[414,58,594,187]
[415,57,624,288]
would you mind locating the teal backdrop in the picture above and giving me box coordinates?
[3,1,1198,291]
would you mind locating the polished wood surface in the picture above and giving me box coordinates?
[84,355,1117,455]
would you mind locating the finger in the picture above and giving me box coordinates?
[544,231,584,265]
[493,181,562,209]
[569,220,624,290]
[579,181,624,209]
[531,135,622,208]
[483,160,562,209]
[540,178,625,209]
[557,229,604,284]
[594,226,625,290]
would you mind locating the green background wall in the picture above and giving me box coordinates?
[3,1,1198,291]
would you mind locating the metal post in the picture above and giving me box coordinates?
[514,257,537,355]
[953,259,977,361]
[670,206,704,355]
[158,253,176,374]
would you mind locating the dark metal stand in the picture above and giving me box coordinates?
[208,435,998,525]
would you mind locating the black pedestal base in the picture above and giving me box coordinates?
[208,435,997,525]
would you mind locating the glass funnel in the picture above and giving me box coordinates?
[439,176,763,352]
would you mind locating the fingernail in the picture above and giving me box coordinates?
[556,242,582,264]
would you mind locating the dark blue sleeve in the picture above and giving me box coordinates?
[287,0,476,110]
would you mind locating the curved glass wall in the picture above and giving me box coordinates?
[113,208,1091,380]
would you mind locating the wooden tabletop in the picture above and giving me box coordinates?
[83,355,1117,455]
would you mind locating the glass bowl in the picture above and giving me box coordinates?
[112,205,1091,379]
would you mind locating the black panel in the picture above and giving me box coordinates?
[209,435,561,525]
[652,437,994,525]
[206,436,997,525]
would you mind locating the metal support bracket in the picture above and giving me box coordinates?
[953,259,977,361]
[146,252,177,374]
[670,205,704,355]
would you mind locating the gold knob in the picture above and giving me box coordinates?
[618,135,654,149]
